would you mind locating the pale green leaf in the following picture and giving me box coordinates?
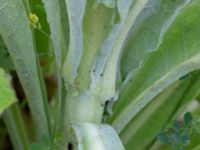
[0,68,16,114]
[74,0,114,91]
[62,0,87,85]
[72,123,125,150]
[0,0,50,137]
[42,0,68,69]
[90,0,149,101]
[121,0,191,85]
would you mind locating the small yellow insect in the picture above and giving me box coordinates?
[29,13,41,29]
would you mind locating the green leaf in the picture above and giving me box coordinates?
[118,77,190,150]
[90,0,148,101]
[148,72,200,150]
[74,0,114,92]
[0,68,16,114]
[0,0,50,137]
[62,0,87,85]
[72,123,125,150]
[121,0,191,83]
[41,0,68,70]
[109,0,200,133]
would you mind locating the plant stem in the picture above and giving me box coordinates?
[3,104,29,150]
[53,74,65,137]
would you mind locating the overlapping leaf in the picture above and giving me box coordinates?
[0,0,50,137]
[121,0,191,87]
[109,0,200,133]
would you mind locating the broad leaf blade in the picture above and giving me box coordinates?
[110,0,200,133]
[0,68,16,114]
[0,0,50,137]
[121,0,191,86]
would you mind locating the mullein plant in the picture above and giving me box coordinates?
[1,0,200,150]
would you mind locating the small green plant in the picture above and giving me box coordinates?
[157,112,200,150]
